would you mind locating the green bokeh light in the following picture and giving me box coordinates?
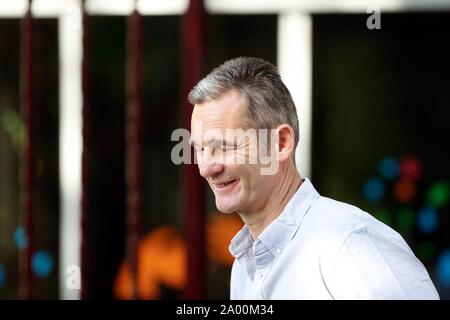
[417,241,436,262]
[374,210,392,226]
[426,181,450,209]
[397,207,416,234]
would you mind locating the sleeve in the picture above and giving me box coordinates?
[329,227,440,300]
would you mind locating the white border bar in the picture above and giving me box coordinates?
[32,0,76,17]
[3,0,450,17]
[0,0,28,17]
[206,0,450,14]
[85,0,134,15]
[137,0,188,15]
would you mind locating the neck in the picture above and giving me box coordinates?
[240,162,302,239]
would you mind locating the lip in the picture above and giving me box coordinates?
[213,179,239,192]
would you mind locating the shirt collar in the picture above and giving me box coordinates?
[228,178,320,262]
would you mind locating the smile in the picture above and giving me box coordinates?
[214,179,239,192]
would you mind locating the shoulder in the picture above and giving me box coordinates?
[308,196,415,259]
[329,227,437,299]
[304,196,396,250]
[304,197,438,299]
[315,212,438,298]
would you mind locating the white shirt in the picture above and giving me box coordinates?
[229,179,439,300]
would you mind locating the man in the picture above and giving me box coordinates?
[188,57,439,299]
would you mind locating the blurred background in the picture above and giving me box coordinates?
[0,0,450,299]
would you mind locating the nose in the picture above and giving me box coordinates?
[198,161,225,178]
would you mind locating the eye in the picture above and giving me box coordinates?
[225,143,237,151]
[221,141,236,151]
[194,146,204,153]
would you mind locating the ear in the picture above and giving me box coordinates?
[275,124,296,163]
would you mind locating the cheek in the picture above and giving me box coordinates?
[250,167,274,189]
[236,165,263,190]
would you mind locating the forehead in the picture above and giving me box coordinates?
[191,90,246,131]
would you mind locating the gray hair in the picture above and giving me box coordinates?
[188,57,299,154]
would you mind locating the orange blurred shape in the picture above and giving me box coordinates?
[114,225,186,299]
[114,213,243,299]
[393,179,417,203]
[207,213,244,266]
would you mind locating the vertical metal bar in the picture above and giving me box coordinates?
[181,0,207,299]
[277,12,312,178]
[19,0,35,300]
[80,0,91,300]
[125,2,142,300]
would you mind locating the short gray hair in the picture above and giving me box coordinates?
[188,57,299,153]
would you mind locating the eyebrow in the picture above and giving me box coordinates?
[189,138,207,148]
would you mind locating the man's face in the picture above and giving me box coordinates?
[191,91,276,214]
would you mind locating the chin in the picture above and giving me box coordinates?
[215,201,237,214]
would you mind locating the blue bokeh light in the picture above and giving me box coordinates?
[0,263,6,288]
[379,156,400,180]
[362,177,385,203]
[417,206,439,234]
[13,226,28,249]
[31,251,53,278]
[436,249,450,288]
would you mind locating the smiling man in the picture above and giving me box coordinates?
[188,57,439,300]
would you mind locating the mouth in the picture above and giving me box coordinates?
[213,179,239,192]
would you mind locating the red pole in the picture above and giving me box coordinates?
[80,0,92,300]
[125,4,143,299]
[181,0,207,299]
[19,0,36,300]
